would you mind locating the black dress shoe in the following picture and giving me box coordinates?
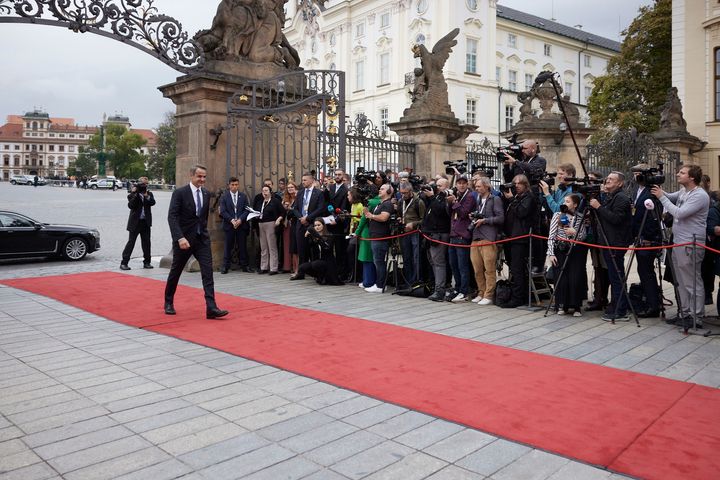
[257,270,269,274]
[500,301,523,309]
[120,264,131,271]
[585,302,606,311]
[268,271,278,276]
[143,263,154,269]
[206,308,229,319]
[164,303,176,315]
[220,267,229,274]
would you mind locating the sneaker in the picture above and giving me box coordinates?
[602,313,629,322]
[557,309,566,315]
[359,283,366,288]
[573,311,582,317]
[364,285,383,293]
[478,298,493,306]
[444,290,457,302]
[428,291,445,302]
[471,296,483,303]
[451,293,466,303]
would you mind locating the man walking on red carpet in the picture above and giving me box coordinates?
[164,165,229,319]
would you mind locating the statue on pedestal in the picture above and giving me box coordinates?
[659,87,688,134]
[404,28,460,120]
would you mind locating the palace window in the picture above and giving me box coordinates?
[466,38,478,74]
[379,53,390,85]
[505,106,515,131]
[466,99,477,125]
[508,33,517,48]
[508,70,518,91]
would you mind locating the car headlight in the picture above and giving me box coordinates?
[89,230,100,239]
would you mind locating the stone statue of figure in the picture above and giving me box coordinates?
[561,94,580,126]
[195,0,316,69]
[517,91,533,122]
[404,28,460,119]
[659,87,688,133]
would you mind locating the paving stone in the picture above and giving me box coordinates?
[22,416,117,448]
[140,413,227,445]
[7,398,98,425]
[319,396,382,419]
[110,458,192,480]
[176,433,268,469]
[125,405,209,434]
[424,465,486,480]
[342,403,406,429]
[34,425,134,460]
[456,439,531,477]
[257,411,335,442]
[362,451,447,480]
[286,467,350,480]
[19,406,110,435]
[241,456,322,480]
[546,461,613,480]
[196,444,295,479]
[394,419,464,450]
[62,447,170,480]
[366,411,435,439]
[109,398,192,424]
[0,426,23,442]
[423,429,496,462]
[48,435,152,474]
[0,462,58,480]
[0,449,43,473]
[103,389,179,413]
[279,421,358,454]
[492,449,569,480]
[304,430,386,467]
[299,389,359,410]
[330,440,415,480]
[235,403,312,430]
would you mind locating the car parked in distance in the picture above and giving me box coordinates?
[88,178,120,190]
[0,211,100,261]
[10,175,45,185]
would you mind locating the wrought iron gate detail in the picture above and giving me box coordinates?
[466,138,502,187]
[341,114,415,176]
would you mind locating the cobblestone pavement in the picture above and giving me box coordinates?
[3,261,720,479]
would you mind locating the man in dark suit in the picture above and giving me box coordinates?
[219,177,250,274]
[328,170,350,278]
[293,172,326,263]
[164,165,228,319]
[120,176,155,270]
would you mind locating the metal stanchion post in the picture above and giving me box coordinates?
[685,234,709,335]
[519,229,543,312]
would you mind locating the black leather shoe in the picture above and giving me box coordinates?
[120,264,131,271]
[220,267,229,274]
[164,303,176,315]
[268,271,278,276]
[585,302,606,311]
[143,263,154,269]
[257,270,269,274]
[500,301,523,309]
[207,308,229,319]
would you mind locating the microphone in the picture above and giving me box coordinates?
[560,214,569,227]
[335,208,344,214]
[644,199,655,210]
[327,205,335,213]
[533,71,555,86]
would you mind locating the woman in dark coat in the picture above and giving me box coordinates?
[291,220,343,285]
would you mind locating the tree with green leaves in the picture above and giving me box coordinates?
[86,123,147,179]
[147,112,176,184]
[67,146,98,178]
[587,0,671,134]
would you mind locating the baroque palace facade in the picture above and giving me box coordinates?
[283,0,620,142]
[0,110,157,181]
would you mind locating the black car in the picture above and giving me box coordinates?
[0,211,100,261]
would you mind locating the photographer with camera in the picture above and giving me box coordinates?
[547,194,588,317]
[398,181,426,288]
[422,178,452,301]
[501,139,547,186]
[292,220,343,285]
[447,175,477,302]
[651,164,710,326]
[120,176,156,270]
[540,163,576,214]
[500,174,538,308]
[585,171,610,311]
[362,183,395,293]
[628,163,663,318]
[470,176,505,305]
[589,172,633,322]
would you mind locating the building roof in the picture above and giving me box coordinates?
[496,5,621,52]
[132,129,158,146]
[0,123,23,142]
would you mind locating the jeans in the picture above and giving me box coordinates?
[371,240,390,288]
[427,233,449,293]
[361,261,376,288]
[448,237,471,295]
[400,231,421,286]
[603,249,628,315]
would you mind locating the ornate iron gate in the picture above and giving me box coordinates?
[342,114,415,175]
[466,138,502,188]
[226,70,345,196]
[586,131,681,192]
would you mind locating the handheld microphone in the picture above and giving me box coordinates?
[327,205,335,213]
[335,208,344,214]
[644,199,655,210]
[560,214,569,227]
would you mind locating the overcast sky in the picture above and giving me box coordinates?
[0,0,653,129]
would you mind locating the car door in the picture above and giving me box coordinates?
[0,213,53,256]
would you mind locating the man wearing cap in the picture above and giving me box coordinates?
[630,163,663,318]
[447,175,477,302]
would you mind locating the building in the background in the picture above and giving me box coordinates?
[283,0,619,143]
[672,0,719,182]
[0,110,157,181]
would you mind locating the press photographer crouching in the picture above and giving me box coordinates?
[652,164,709,327]
[629,163,664,318]
[589,172,633,322]
[422,178,452,301]
[363,183,395,293]
[398,181,426,288]
[547,194,588,316]
[470,176,505,305]
[500,174,537,308]
[292,220,343,285]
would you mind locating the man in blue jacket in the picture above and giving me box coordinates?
[219,177,250,274]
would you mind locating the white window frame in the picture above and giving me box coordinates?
[379,108,389,135]
[378,53,390,85]
[355,60,365,91]
[584,54,592,68]
[505,105,515,131]
[507,33,517,48]
[508,70,518,91]
[466,38,478,74]
[525,73,533,92]
[355,22,365,38]
[466,99,477,125]
[380,12,390,29]
[544,43,552,57]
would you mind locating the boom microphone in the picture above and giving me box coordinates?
[644,199,655,210]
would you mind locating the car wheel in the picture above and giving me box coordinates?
[62,237,88,261]
[10,180,16,185]
[91,185,98,190]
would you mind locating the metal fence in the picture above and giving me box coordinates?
[342,114,415,176]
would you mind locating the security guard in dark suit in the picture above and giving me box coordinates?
[120,176,155,270]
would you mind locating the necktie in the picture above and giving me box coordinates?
[303,189,311,216]
[232,193,238,217]
[196,188,202,234]
[139,195,145,220]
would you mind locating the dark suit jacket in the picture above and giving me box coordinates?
[596,189,633,247]
[503,154,547,183]
[328,183,350,212]
[219,190,249,232]
[126,191,156,231]
[168,184,211,242]
[631,186,662,242]
[293,187,326,223]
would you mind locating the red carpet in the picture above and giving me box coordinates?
[3,272,720,480]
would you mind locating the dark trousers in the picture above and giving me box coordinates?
[449,237,472,295]
[121,220,151,265]
[636,250,660,311]
[164,235,217,309]
[509,242,529,304]
[223,227,249,268]
[702,250,716,302]
[400,231,421,287]
[296,223,311,264]
[371,240,390,288]
[333,234,348,278]
[604,249,628,315]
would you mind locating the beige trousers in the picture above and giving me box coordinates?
[470,240,498,299]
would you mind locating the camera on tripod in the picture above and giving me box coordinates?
[408,174,423,191]
[565,176,604,199]
[354,167,377,185]
[632,162,666,186]
[388,213,405,236]
[470,163,494,178]
[444,160,467,175]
